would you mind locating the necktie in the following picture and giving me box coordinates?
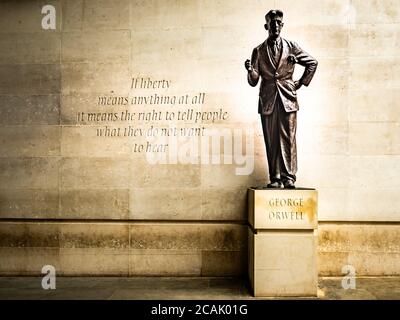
[272,41,278,56]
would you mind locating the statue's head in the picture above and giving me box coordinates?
[264,10,284,38]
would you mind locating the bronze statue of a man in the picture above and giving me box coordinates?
[245,10,318,189]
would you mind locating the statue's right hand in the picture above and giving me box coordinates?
[244,59,252,72]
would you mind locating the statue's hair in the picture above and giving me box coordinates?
[265,10,283,23]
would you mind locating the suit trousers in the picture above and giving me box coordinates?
[260,97,297,183]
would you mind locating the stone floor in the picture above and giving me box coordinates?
[0,276,399,300]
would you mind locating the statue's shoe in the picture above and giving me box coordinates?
[283,180,295,189]
[266,181,283,188]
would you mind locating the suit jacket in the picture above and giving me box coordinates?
[248,37,318,115]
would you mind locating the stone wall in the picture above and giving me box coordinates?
[0,221,247,276]
[0,0,399,276]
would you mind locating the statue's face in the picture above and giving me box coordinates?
[266,19,283,38]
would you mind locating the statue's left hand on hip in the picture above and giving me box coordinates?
[294,80,302,90]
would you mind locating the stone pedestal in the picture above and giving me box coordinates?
[248,188,318,297]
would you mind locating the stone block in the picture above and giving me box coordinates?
[317,187,348,221]
[297,154,350,189]
[347,188,400,221]
[312,58,349,90]
[135,163,201,189]
[59,248,129,276]
[62,30,130,63]
[351,0,400,24]
[0,222,60,248]
[348,89,400,122]
[319,223,400,253]
[200,26,254,61]
[0,158,59,189]
[0,247,60,276]
[349,122,400,155]
[129,223,247,251]
[349,57,400,90]
[201,187,247,221]
[284,25,348,59]
[61,126,132,157]
[248,188,318,296]
[201,163,262,189]
[61,0,83,31]
[201,224,247,251]
[0,64,61,95]
[199,0,274,28]
[249,228,318,296]
[318,223,400,276]
[131,27,201,62]
[82,0,130,30]
[348,156,400,189]
[298,123,348,155]
[130,0,201,29]
[298,89,349,124]
[129,249,202,276]
[61,157,131,188]
[248,188,318,230]
[0,0,61,33]
[201,250,246,276]
[0,126,60,157]
[130,188,201,220]
[0,33,60,64]
[196,59,243,93]
[59,223,129,249]
[61,63,129,94]
[62,0,130,31]
[60,189,129,219]
[0,189,59,219]
[276,0,349,26]
[0,95,60,125]
[129,224,202,250]
[349,24,400,58]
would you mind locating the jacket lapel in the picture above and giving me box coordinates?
[262,40,277,70]
[276,38,288,71]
